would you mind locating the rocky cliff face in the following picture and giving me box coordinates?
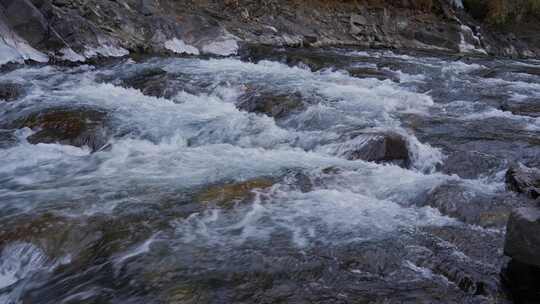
[0,0,538,64]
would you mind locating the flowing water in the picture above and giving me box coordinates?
[0,48,539,303]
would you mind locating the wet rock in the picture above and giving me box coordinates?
[341,240,404,277]
[408,113,540,170]
[121,68,176,98]
[9,108,109,152]
[422,225,506,270]
[505,163,540,199]
[239,45,347,71]
[0,212,75,259]
[287,171,313,193]
[412,229,505,298]
[500,101,540,118]
[0,0,539,63]
[237,89,305,119]
[0,0,64,50]
[503,207,540,303]
[0,82,24,102]
[476,66,540,81]
[339,131,410,168]
[440,150,502,179]
[422,182,524,227]
[195,178,275,206]
[504,208,540,268]
[346,67,399,82]
[113,68,215,98]
[502,259,540,304]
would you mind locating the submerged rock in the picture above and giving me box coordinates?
[119,68,203,99]
[505,164,540,200]
[503,207,540,303]
[9,108,109,152]
[0,82,24,102]
[440,150,502,179]
[339,131,410,168]
[411,229,507,300]
[237,88,305,119]
[121,68,172,98]
[195,178,275,206]
[500,101,540,118]
[346,67,399,82]
[0,212,74,259]
[422,182,524,227]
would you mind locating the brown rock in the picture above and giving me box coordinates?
[341,132,411,168]
[6,108,110,152]
[196,178,275,206]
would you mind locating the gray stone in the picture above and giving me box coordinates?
[0,0,538,61]
[121,68,174,98]
[340,131,411,168]
[440,150,502,179]
[504,207,540,267]
[422,182,524,227]
[0,0,64,49]
[0,82,24,102]
[505,164,540,199]
[237,89,305,119]
[347,67,400,82]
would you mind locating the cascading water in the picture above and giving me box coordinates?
[0,48,539,303]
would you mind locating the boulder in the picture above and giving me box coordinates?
[239,45,347,71]
[346,67,400,82]
[339,132,410,168]
[502,260,540,304]
[503,207,540,303]
[0,0,64,50]
[121,68,174,98]
[505,164,540,199]
[119,68,216,98]
[504,208,540,268]
[0,82,24,102]
[237,89,305,119]
[195,178,275,207]
[7,108,109,152]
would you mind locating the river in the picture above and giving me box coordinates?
[1,48,539,303]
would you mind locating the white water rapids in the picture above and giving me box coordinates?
[1,49,539,303]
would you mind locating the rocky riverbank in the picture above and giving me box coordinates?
[1,0,540,65]
[1,1,540,303]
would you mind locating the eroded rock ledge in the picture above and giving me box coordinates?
[0,0,539,65]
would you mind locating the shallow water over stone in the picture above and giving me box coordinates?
[0,48,539,303]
